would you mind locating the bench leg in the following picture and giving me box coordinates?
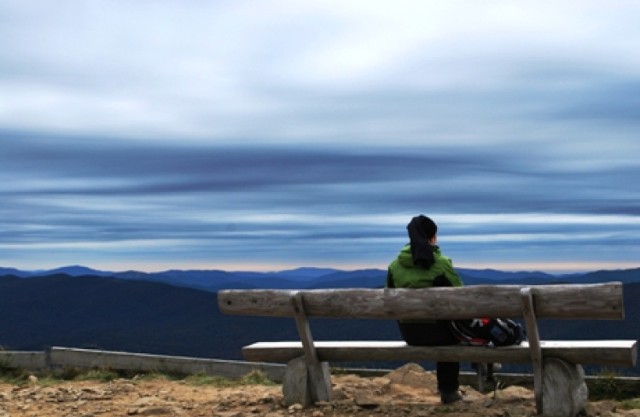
[282,356,332,407]
[541,358,588,417]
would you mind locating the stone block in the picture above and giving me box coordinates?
[282,357,313,407]
[542,358,588,417]
[282,357,332,407]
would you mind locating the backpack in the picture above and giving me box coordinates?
[449,317,525,347]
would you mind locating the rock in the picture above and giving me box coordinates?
[282,357,313,407]
[495,386,535,400]
[353,390,381,408]
[330,388,348,401]
[384,363,440,403]
[542,358,588,417]
[282,357,332,407]
[133,396,162,407]
[385,363,437,389]
[133,406,173,416]
[213,412,245,417]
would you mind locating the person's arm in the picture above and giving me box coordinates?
[432,255,463,287]
[444,258,464,287]
[386,268,395,288]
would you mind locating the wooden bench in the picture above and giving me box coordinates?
[218,282,637,416]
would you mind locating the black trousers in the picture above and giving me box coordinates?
[398,320,460,393]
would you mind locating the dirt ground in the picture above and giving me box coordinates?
[0,364,638,417]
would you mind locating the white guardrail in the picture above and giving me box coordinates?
[2,347,639,388]
[0,347,287,382]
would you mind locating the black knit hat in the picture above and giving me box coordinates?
[407,215,438,268]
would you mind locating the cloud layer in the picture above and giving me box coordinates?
[1,1,639,272]
[2,133,639,272]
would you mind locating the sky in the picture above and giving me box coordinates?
[1,1,639,274]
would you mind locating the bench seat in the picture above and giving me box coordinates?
[243,340,637,367]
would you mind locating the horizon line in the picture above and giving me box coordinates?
[2,261,639,275]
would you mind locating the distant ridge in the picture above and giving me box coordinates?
[0,267,28,277]
[266,267,343,280]
[3,265,640,291]
[455,268,555,281]
[46,265,115,277]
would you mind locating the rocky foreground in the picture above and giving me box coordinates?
[0,364,638,417]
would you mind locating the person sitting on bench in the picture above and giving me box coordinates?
[386,214,465,404]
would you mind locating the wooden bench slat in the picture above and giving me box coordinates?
[242,340,637,368]
[218,282,624,320]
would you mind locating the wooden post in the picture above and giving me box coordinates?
[290,291,332,404]
[521,287,543,415]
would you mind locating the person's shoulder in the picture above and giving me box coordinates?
[433,249,453,266]
[432,246,447,259]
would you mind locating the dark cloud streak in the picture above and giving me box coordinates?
[3,131,639,219]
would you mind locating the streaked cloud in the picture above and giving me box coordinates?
[1,1,639,272]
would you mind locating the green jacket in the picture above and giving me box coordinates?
[387,244,463,288]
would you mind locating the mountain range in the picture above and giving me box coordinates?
[1,265,639,375]
[4,265,640,290]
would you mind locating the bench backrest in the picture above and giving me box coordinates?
[218,282,624,321]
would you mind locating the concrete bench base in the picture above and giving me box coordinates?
[283,357,332,407]
[281,355,588,416]
[543,358,588,417]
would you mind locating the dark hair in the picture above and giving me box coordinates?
[407,215,438,268]
[408,215,437,240]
